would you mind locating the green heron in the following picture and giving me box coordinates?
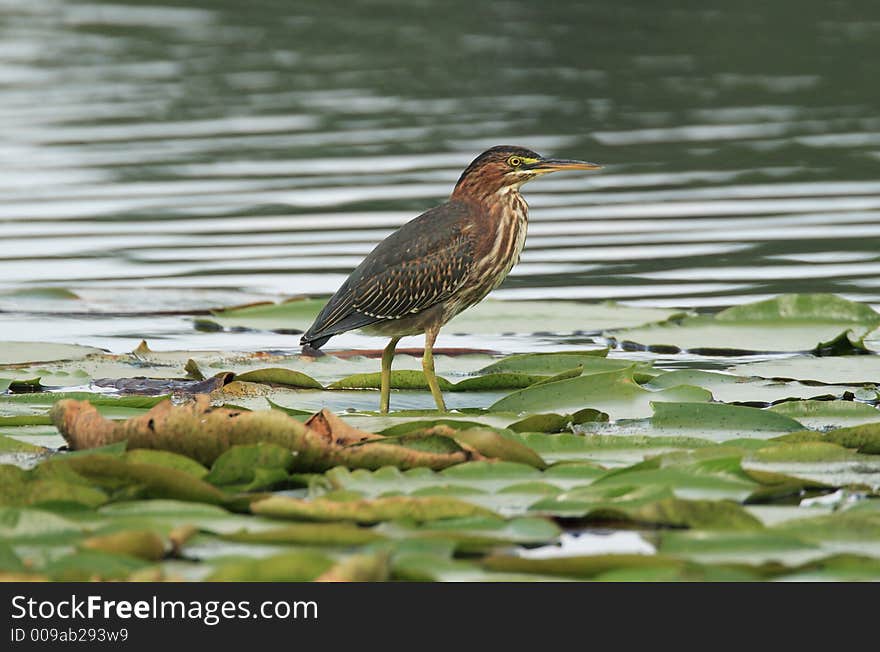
[300,145,601,413]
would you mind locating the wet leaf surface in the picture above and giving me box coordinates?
[4,293,880,580]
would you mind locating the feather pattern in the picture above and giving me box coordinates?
[300,200,477,346]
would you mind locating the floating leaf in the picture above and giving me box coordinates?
[747,442,860,463]
[204,444,294,487]
[508,432,715,466]
[717,294,880,324]
[234,368,323,389]
[220,523,385,546]
[607,294,880,354]
[479,352,630,376]
[482,553,683,579]
[0,434,45,453]
[46,549,152,581]
[0,507,84,542]
[62,454,226,505]
[124,450,209,478]
[731,357,880,385]
[531,483,762,530]
[491,368,711,419]
[0,342,104,365]
[651,402,805,433]
[379,515,561,551]
[316,552,390,582]
[449,429,546,469]
[80,530,166,561]
[251,495,496,523]
[769,400,880,428]
[0,464,107,509]
[328,370,454,391]
[206,550,334,581]
[823,422,880,454]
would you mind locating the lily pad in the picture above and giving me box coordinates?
[651,402,805,434]
[206,550,334,581]
[731,356,880,386]
[769,400,880,428]
[204,298,681,336]
[0,342,105,365]
[251,494,497,523]
[204,444,295,489]
[234,368,323,389]
[606,294,880,354]
[490,368,712,419]
[531,484,763,530]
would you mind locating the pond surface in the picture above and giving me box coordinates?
[1,0,879,352]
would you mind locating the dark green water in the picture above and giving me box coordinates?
[1,0,879,350]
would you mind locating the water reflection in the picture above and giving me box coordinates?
[0,0,879,351]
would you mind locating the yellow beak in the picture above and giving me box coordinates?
[530,158,602,172]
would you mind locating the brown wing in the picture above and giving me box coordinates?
[300,200,477,348]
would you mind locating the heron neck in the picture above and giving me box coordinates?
[451,178,525,206]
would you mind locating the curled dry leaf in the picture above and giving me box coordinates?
[305,408,384,445]
[51,396,477,471]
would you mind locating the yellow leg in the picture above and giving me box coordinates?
[380,337,400,414]
[422,327,447,412]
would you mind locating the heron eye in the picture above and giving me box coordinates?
[507,156,522,168]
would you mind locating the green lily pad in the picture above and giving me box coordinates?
[61,454,227,505]
[730,356,880,386]
[204,444,295,488]
[531,483,763,530]
[448,429,546,469]
[46,549,153,581]
[0,434,45,453]
[206,550,334,581]
[769,400,880,428]
[607,294,880,354]
[329,370,455,391]
[79,529,166,561]
[479,351,624,375]
[490,368,712,419]
[0,342,105,365]
[651,402,805,434]
[251,494,497,523]
[124,450,209,478]
[481,553,685,579]
[219,522,384,546]
[325,462,603,500]
[508,431,716,466]
[0,464,108,508]
[646,370,851,405]
[391,550,563,581]
[234,368,323,389]
[379,515,560,551]
[747,442,863,463]
[823,422,880,454]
